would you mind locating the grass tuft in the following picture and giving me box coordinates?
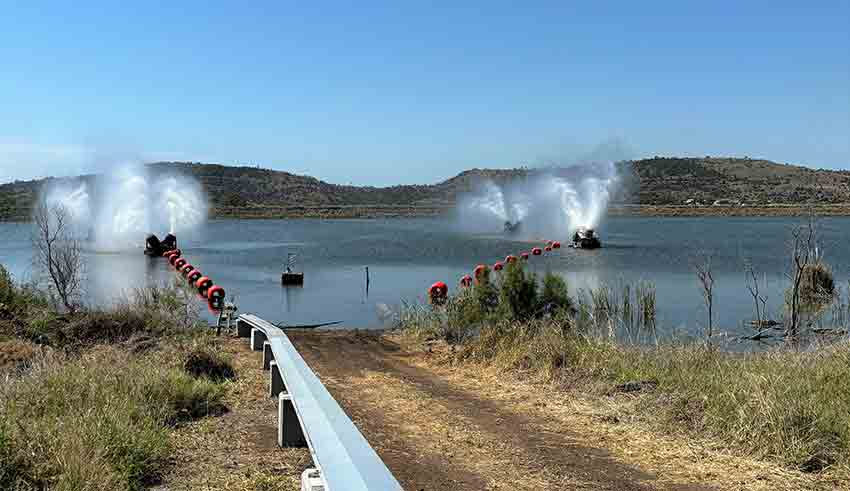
[183,339,237,382]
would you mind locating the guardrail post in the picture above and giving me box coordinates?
[251,328,267,351]
[269,361,286,397]
[262,341,273,370]
[278,393,307,448]
[237,319,252,338]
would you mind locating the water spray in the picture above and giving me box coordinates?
[457,162,620,238]
[42,166,208,250]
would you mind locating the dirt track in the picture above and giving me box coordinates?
[158,330,835,490]
[289,330,715,491]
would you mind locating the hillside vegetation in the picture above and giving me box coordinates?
[2,157,849,220]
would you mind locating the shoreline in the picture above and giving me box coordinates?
[3,203,850,222]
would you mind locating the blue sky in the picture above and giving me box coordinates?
[1,2,848,185]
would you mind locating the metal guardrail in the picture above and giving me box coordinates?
[237,313,403,491]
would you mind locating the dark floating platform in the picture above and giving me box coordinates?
[282,272,304,286]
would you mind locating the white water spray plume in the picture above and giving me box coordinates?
[44,181,91,228]
[457,162,620,238]
[41,166,208,250]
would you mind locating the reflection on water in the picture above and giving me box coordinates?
[1,217,849,339]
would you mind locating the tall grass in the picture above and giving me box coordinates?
[449,317,850,472]
[0,346,228,490]
[399,264,850,473]
[0,263,234,490]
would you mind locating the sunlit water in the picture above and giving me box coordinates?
[2,217,849,340]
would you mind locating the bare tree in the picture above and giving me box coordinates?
[745,261,769,329]
[695,253,715,342]
[786,215,818,341]
[32,198,84,312]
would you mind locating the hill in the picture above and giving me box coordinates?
[634,156,850,205]
[1,157,849,220]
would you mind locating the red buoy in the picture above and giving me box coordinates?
[545,245,553,252]
[169,254,180,266]
[181,264,195,276]
[207,285,226,309]
[195,276,213,296]
[163,249,181,258]
[521,252,530,260]
[188,270,202,284]
[552,241,561,249]
[459,275,473,287]
[493,261,504,271]
[505,255,518,263]
[428,281,449,305]
[473,264,488,284]
[174,258,187,270]
[532,247,543,256]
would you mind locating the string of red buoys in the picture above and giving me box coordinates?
[161,248,227,311]
[427,238,563,305]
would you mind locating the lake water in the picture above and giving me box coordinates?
[2,217,849,340]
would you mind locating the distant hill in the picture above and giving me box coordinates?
[1,157,848,220]
[634,157,850,205]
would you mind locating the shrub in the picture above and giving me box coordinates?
[498,261,538,321]
[539,273,573,316]
[799,262,836,307]
[0,264,48,316]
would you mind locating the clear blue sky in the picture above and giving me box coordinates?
[1,2,848,185]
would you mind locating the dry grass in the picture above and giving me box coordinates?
[393,333,849,490]
[289,330,846,490]
[400,269,850,481]
[161,336,310,491]
[445,322,850,474]
[0,339,37,370]
[0,268,244,491]
[0,345,229,490]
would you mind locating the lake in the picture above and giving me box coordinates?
[2,217,849,340]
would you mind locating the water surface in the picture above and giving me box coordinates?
[2,217,848,339]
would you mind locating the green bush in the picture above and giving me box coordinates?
[498,261,538,321]
[539,273,573,316]
[0,264,48,316]
[402,265,580,344]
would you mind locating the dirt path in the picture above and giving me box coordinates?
[290,330,718,491]
[155,330,835,490]
[289,330,841,491]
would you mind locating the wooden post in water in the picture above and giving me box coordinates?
[365,266,370,297]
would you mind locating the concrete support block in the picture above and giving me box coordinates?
[269,361,286,398]
[278,393,307,448]
[251,328,267,351]
[237,319,252,338]
[262,341,273,370]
